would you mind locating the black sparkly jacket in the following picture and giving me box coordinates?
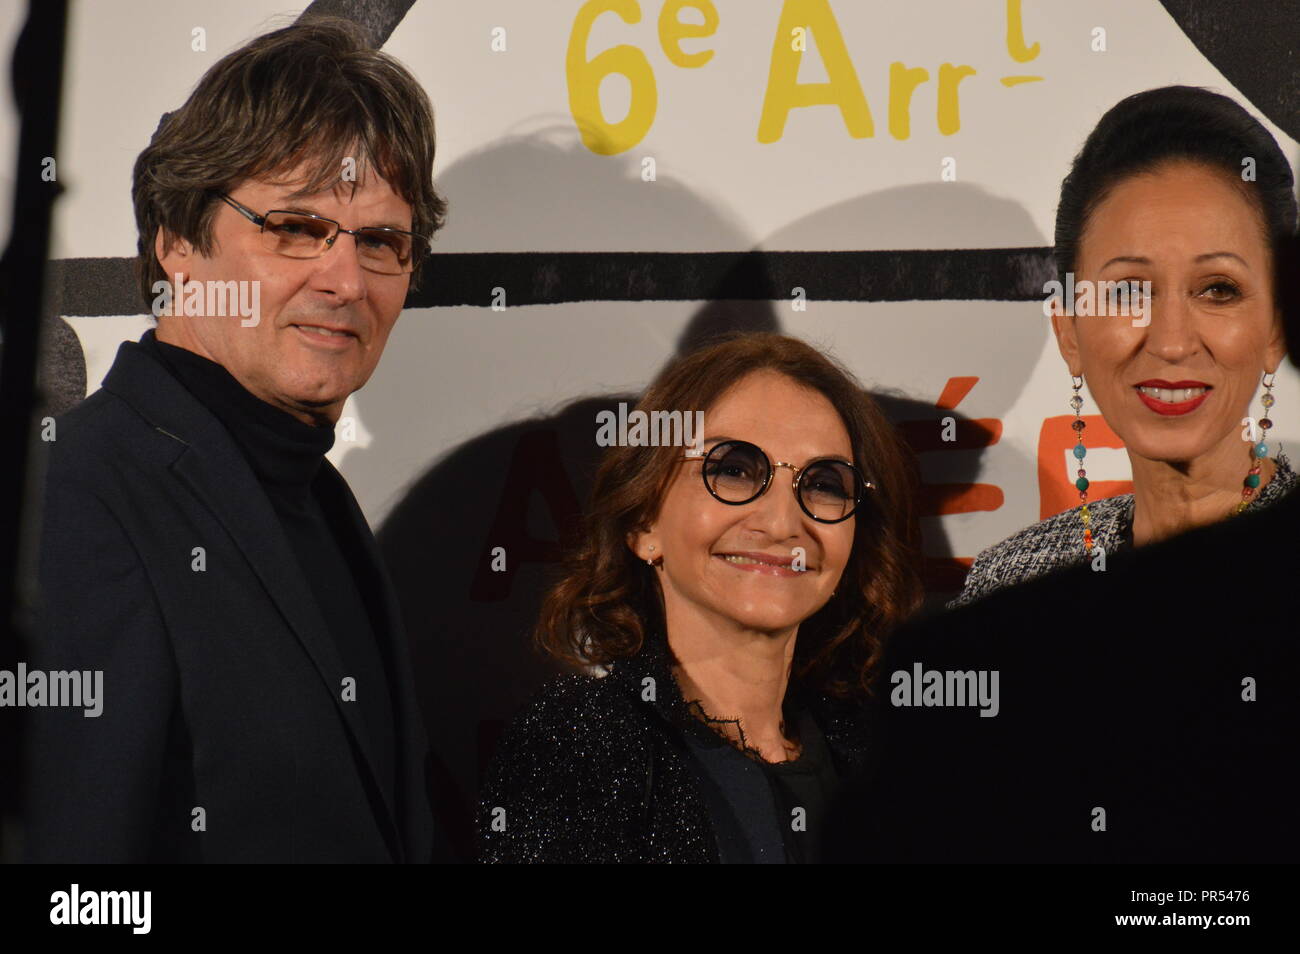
[477,634,874,863]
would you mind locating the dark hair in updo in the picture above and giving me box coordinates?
[1054,86,1297,290]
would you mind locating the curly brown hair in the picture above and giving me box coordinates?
[536,332,924,698]
[132,15,447,308]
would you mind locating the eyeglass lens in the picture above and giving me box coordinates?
[261,211,416,274]
[702,440,861,521]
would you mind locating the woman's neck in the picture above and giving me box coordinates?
[1128,436,1273,546]
[667,617,799,763]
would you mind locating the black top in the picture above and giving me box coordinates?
[762,709,842,863]
[139,329,398,810]
[479,629,871,863]
[679,705,841,863]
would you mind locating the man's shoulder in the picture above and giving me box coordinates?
[45,385,185,486]
[53,383,144,435]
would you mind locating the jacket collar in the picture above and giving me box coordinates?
[102,336,411,860]
[605,629,702,735]
[1094,455,1298,554]
[605,627,874,772]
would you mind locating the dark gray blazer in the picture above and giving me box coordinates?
[23,336,434,863]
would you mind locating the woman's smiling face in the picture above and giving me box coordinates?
[1054,160,1286,465]
[630,370,858,638]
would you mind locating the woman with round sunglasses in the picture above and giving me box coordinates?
[479,333,922,863]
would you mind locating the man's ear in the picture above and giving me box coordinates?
[155,225,194,286]
[1050,297,1083,377]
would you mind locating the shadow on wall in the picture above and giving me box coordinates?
[758,181,1050,595]
[353,130,1049,860]
[356,129,779,861]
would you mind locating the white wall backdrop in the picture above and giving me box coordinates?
[7,0,1298,858]
[13,0,1293,586]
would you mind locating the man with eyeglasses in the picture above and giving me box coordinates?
[25,18,445,862]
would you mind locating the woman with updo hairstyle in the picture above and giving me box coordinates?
[479,332,922,863]
[954,85,1298,607]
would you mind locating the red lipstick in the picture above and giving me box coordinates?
[1134,380,1211,416]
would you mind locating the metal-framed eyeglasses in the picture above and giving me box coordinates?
[680,439,873,523]
[215,192,428,275]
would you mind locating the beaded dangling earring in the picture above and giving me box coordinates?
[1069,375,1092,554]
[1235,371,1275,515]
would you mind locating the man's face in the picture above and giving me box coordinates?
[155,166,414,426]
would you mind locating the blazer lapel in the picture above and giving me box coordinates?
[315,460,432,859]
[102,338,404,859]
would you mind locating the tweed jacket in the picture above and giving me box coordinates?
[951,456,1297,609]
[477,632,873,863]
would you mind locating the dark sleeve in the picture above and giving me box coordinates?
[476,679,649,863]
[23,477,179,862]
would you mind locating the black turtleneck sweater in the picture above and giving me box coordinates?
[139,329,397,812]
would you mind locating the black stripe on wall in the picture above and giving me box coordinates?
[49,247,1056,316]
